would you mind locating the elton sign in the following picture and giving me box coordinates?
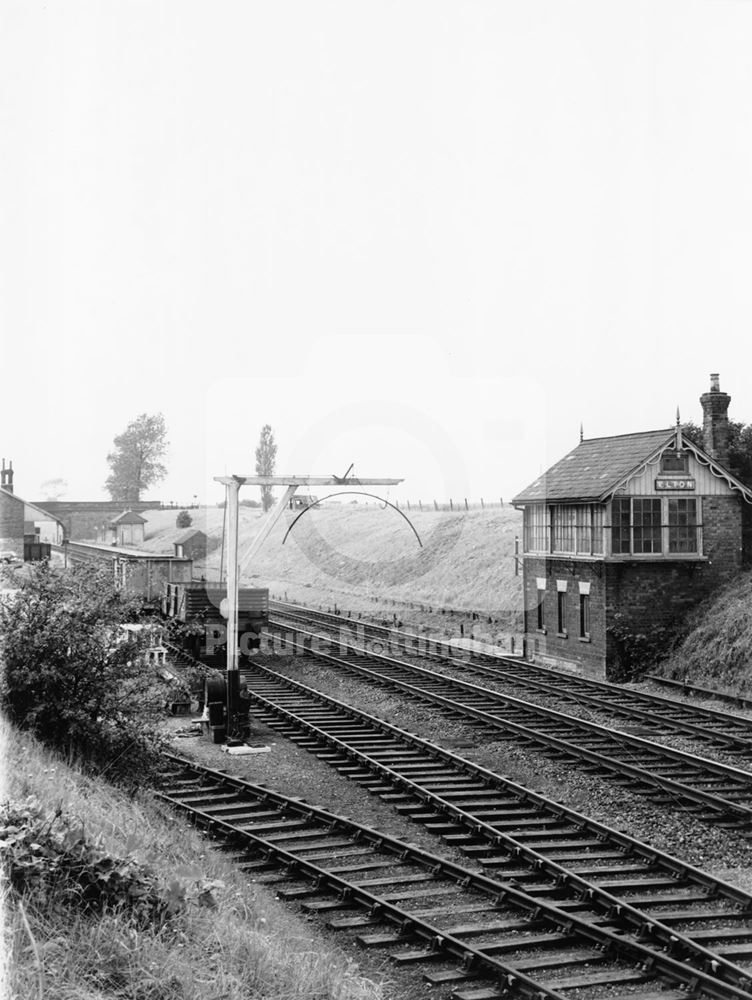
[655,478,696,491]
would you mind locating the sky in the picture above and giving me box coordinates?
[1,1,751,508]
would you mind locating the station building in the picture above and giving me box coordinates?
[512,375,752,680]
[0,460,65,557]
[96,510,147,547]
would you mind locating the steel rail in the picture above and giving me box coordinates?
[243,665,752,990]
[270,602,752,751]
[245,663,752,904]
[267,622,752,826]
[645,675,752,713]
[159,753,752,1000]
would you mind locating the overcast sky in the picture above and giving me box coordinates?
[2,1,751,507]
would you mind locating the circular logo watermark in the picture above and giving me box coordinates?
[281,399,471,588]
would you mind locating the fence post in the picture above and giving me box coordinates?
[407,500,411,511]
[464,498,468,511]
[480,497,484,509]
[419,500,423,511]
[434,499,438,511]
[450,498,454,511]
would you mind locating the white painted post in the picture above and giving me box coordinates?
[226,478,240,673]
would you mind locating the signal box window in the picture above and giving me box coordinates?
[579,594,591,640]
[668,498,698,553]
[611,498,631,554]
[661,451,688,473]
[557,591,567,636]
[633,499,662,553]
[537,595,545,632]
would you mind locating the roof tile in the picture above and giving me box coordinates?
[513,429,674,503]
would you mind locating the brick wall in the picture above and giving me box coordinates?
[523,496,747,680]
[522,557,607,678]
[603,496,743,675]
[0,490,24,554]
[742,503,752,570]
[33,500,161,540]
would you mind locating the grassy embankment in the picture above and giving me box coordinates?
[140,504,523,629]
[657,570,752,698]
[0,718,383,1000]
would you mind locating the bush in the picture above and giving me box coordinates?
[176,510,192,528]
[1,798,174,927]
[606,612,678,681]
[0,562,171,785]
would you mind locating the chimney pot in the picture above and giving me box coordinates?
[710,373,720,392]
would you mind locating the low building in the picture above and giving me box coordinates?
[97,510,147,547]
[173,528,208,560]
[1,460,64,557]
[512,375,752,680]
[0,461,23,556]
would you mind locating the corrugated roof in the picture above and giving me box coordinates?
[512,429,675,504]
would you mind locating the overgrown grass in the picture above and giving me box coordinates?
[139,505,524,618]
[0,717,384,1000]
[658,571,752,697]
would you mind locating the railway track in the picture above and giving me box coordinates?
[263,619,752,832]
[269,601,752,756]
[159,752,752,1000]
[228,662,752,976]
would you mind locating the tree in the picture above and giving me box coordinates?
[176,510,192,528]
[0,562,170,784]
[255,424,277,512]
[683,420,752,485]
[39,477,68,501]
[105,413,168,502]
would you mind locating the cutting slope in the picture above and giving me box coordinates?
[140,504,523,619]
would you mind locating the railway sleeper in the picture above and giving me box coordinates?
[478,849,624,867]
[689,927,752,944]
[646,908,746,924]
[293,840,369,855]
[498,967,655,993]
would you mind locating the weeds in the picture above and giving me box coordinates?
[1,722,384,1000]
[659,571,752,697]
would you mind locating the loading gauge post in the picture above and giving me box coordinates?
[214,472,403,741]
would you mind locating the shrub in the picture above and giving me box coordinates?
[176,510,192,528]
[0,561,171,785]
[1,798,173,927]
[606,612,679,681]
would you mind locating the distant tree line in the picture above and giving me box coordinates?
[683,420,752,485]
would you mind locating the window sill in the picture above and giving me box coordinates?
[604,554,708,563]
[536,628,547,635]
[578,635,591,643]
[522,553,604,561]
[556,631,568,639]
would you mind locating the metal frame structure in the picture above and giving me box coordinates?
[213,473,402,738]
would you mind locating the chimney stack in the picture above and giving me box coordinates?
[700,373,731,466]
[1,458,13,494]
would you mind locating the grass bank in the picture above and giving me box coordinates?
[657,570,752,698]
[140,504,523,621]
[0,717,383,1000]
